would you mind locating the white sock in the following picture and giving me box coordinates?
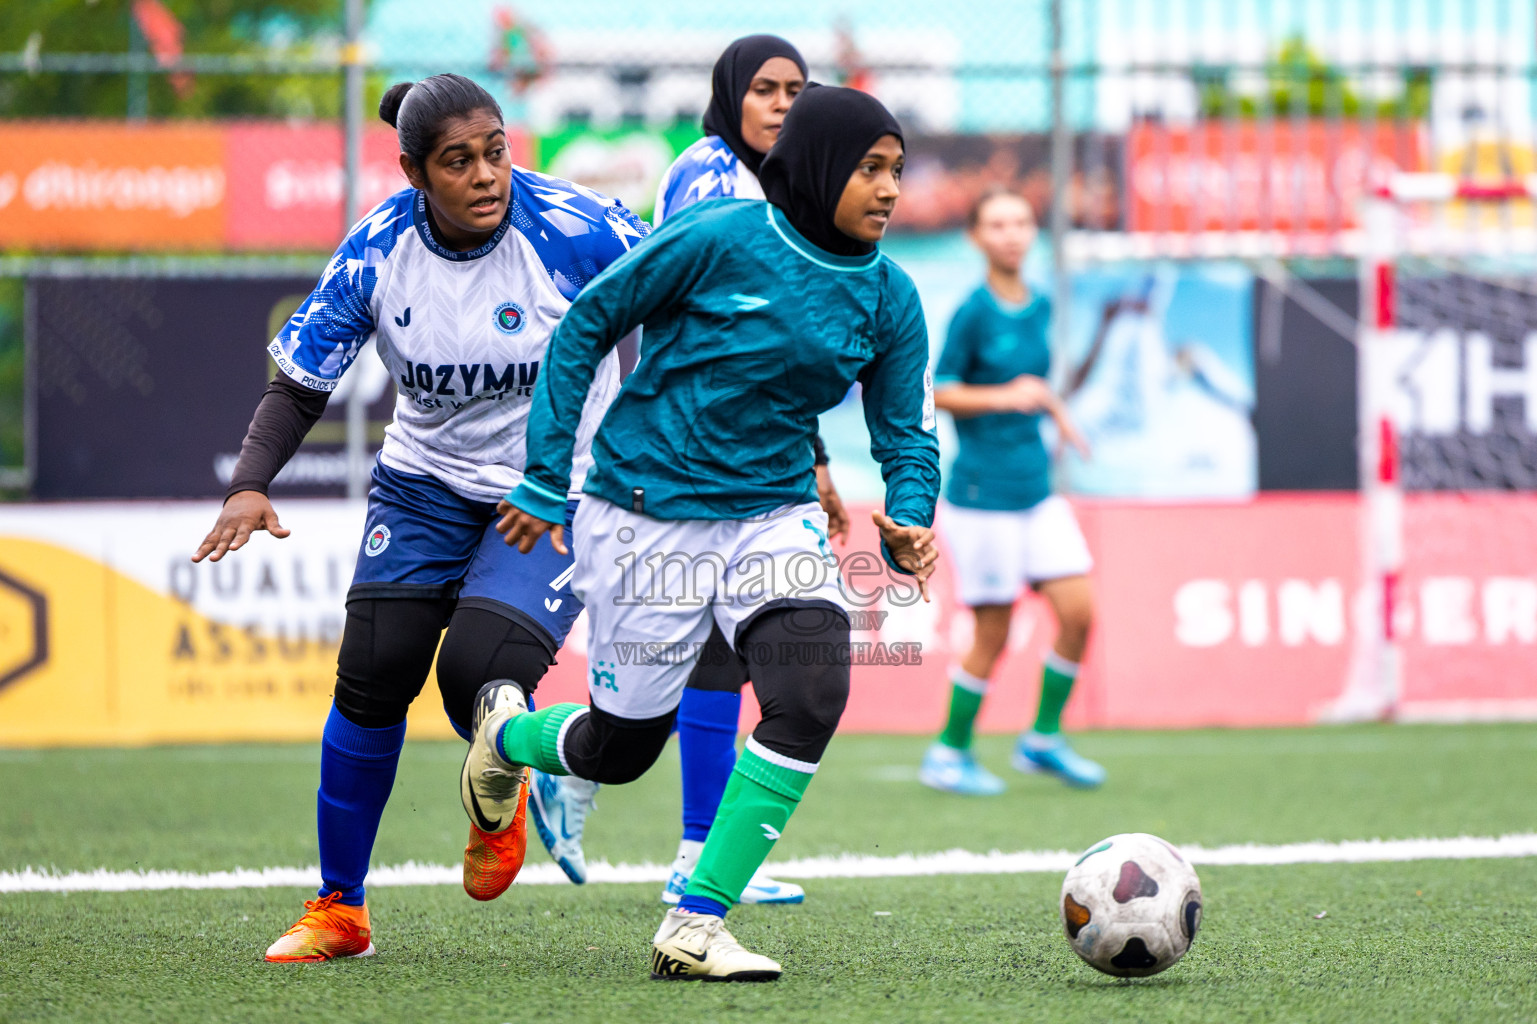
[949,665,990,694]
[670,838,705,875]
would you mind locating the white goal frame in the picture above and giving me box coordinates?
[1328,173,1537,723]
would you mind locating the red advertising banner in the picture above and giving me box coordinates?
[223,125,406,250]
[534,494,1537,734]
[1127,120,1427,234]
[0,121,532,252]
[224,124,532,249]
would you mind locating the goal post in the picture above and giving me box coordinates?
[1326,173,1537,722]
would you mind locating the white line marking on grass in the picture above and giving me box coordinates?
[6,834,1537,894]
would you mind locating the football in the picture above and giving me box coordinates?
[1059,833,1202,977]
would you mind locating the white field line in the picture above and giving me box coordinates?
[5,833,1537,895]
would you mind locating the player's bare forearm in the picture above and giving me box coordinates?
[815,464,850,543]
[936,375,1053,417]
[1048,402,1093,459]
[934,383,1015,417]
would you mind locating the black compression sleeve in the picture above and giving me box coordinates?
[812,431,829,466]
[225,375,331,500]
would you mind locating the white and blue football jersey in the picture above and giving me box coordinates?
[652,136,763,225]
[269,169,648,503]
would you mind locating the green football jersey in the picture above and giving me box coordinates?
[512,198,939,568]
[934,285,1053,511]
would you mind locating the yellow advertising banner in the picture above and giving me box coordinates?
[0,501,465,747]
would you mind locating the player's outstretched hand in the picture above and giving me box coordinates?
[496,499,566,555]
[872,510,938,602]
[1000,373,1055,413]
[816,464,850,544]
[192,490,290,563]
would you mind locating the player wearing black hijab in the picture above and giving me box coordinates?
[655,34,806,218]
[465,85,941,981]
[531,35,846,910]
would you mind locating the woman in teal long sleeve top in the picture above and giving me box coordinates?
[459,85,939,982]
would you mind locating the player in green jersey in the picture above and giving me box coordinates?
[459,85,940,981]
[919,187,1105,795]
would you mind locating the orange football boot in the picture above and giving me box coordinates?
[463,780,529,901]
[264,891,375,962]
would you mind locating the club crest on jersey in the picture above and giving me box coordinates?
[493,301,527,335]
[364,524,391,557]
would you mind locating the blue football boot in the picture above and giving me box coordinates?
[660,840,805,905]
[527,770,599,884]
[918,742,1006,796]
[1011,732,1106,788]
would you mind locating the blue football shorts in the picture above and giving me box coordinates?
[348,460,581,651]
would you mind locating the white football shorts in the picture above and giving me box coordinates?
[571,496,849,720]
[939,495,1093,607]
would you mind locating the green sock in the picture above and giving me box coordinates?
[1032,653,1080,735]
[496,703,585,775]
[685,741,815,908]
[937,668,988,750]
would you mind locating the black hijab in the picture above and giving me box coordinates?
[758,84,904,257]
[701,34,807,177]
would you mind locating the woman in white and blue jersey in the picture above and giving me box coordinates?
[191,73,648,962]
[528,33,838,908]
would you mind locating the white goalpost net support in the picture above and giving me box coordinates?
[1328,173,1537,723]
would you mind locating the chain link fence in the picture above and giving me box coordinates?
[3,0,1536,496]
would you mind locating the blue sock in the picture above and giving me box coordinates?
[443,704,473,743]
[316,703,407,906]
[676,688,741,843]
[678,894,730,919]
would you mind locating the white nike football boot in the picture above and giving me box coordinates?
[660,839,805,905]
[528,770,600,885]
[650,909,782,982]
[460,681,530,834]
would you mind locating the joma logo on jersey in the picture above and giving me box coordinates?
[844,327,877,359]
[399,360,540,399]
[493,301,527,335]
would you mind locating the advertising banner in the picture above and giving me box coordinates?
[1127,120,1427,234]
[897,132,1125,233]
[3,496,1535,747]
[222,125,409,251]
[0,123,226,250]
[0,122,531,252]
[28,276,394,500]
[1058,263,1257,499]
[1252,276,1360,491]
[1252,270,1537,492]
[535,124,700,222]
[818,259,1256,503]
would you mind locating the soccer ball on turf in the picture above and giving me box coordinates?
[1059,832,1202,978]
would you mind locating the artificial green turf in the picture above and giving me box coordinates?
[3,725,1536,874]
[2,725,1535,1022]
[2,863,1533,1024]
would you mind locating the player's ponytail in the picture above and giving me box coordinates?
[378,74,504,169]
[378,82,413,129]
